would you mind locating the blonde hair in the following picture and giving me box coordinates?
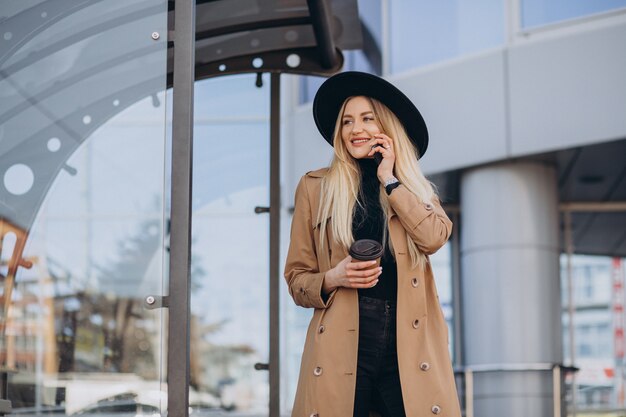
[317,96,437,270]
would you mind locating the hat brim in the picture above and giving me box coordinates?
[312,71,428,158]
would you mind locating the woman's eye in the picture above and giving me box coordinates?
[364,117,374,122]
[342,119,353,125]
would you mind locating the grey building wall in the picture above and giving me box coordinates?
[284,18,626,197]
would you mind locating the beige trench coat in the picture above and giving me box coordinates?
[284,168,461,417]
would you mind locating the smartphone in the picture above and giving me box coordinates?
[371,144,383,165]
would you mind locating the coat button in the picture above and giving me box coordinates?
[424,203,433,211]
[431,405,441,414]
[420,362,430,371]
[313,366,323,376]
[412,319,420,329]
[411,278,419,287]
[299,287,306,294]
[318,325,325,334]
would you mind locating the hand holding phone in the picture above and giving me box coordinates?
[371,144,383,165]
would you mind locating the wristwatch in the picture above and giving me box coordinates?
[384,176,400,195]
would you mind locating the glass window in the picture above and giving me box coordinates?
[522,0,626,29]
[562,255,626,411]
[190,74,271,415]
[389,0,505,74]
[0,1,169,415]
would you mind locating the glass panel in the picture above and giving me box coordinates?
[189,74,270,416]
[562,254,626,413]
[522,0,626,29]
[389,0,505,74]
[0,1,169,415]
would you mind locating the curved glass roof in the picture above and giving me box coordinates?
[0,0,362,231]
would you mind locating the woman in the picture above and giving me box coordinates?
[284,72,460,417]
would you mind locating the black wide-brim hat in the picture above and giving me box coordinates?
[313,71,429,158]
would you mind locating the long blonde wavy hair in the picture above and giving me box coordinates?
[317,96,437,270]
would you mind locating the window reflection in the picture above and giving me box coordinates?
[562,255,626,411]
[2,5,169,402]
[188,75,270,415]
[4,115,167,412]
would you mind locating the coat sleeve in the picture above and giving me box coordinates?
[284,176,336,309]
[387,184,453,255]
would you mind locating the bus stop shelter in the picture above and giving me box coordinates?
[0,1,362,416]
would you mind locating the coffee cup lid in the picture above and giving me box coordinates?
[349,239,383,261]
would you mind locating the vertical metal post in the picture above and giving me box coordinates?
[381,0,390,76]
[168,1,195,416]
[565,210,576,416]
[451,211,463,366]
[553,365,562,417]
[306,0,338,69]
[269,72,281,417]
[465,369,474,417]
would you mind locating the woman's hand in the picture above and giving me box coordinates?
[323,255,382,294]
[367,133,396,183]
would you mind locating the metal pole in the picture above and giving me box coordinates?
[381,0,390,76]
[306,0,338,69]
[450,211,463,366]
[565,210,576,416]
[559,202,626,212]
[269,72,281,417]
[553,365,562,417]
[465,369,474,417]
[168,0,195,416]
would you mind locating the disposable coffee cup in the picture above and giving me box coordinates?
[349,239,383,269]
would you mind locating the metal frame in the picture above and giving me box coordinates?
[306,0,340,69]
[269,73,281,417]
[455,363,578,417]
[450,210,464,366]
[167,1,195,417]
[559,201,626,417]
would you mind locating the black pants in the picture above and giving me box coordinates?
[353,296,406,417]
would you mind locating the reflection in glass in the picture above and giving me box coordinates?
[562,255,626,411]
[1,1,168,415]
[189,75,270,415]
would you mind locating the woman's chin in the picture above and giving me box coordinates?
[349,150,372,160]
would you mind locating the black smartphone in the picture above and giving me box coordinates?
[371,144,383,165]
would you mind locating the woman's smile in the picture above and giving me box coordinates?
[350,137,372,146]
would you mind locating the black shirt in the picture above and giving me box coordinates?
[352,159,398,302]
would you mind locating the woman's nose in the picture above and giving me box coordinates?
[352,120,364,133]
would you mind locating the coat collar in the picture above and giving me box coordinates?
[305,168,397,229]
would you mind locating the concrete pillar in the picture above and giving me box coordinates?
[460,162,562,416]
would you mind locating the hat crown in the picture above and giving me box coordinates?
[312,71,428,159]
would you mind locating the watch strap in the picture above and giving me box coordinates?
[385,181,401,195]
